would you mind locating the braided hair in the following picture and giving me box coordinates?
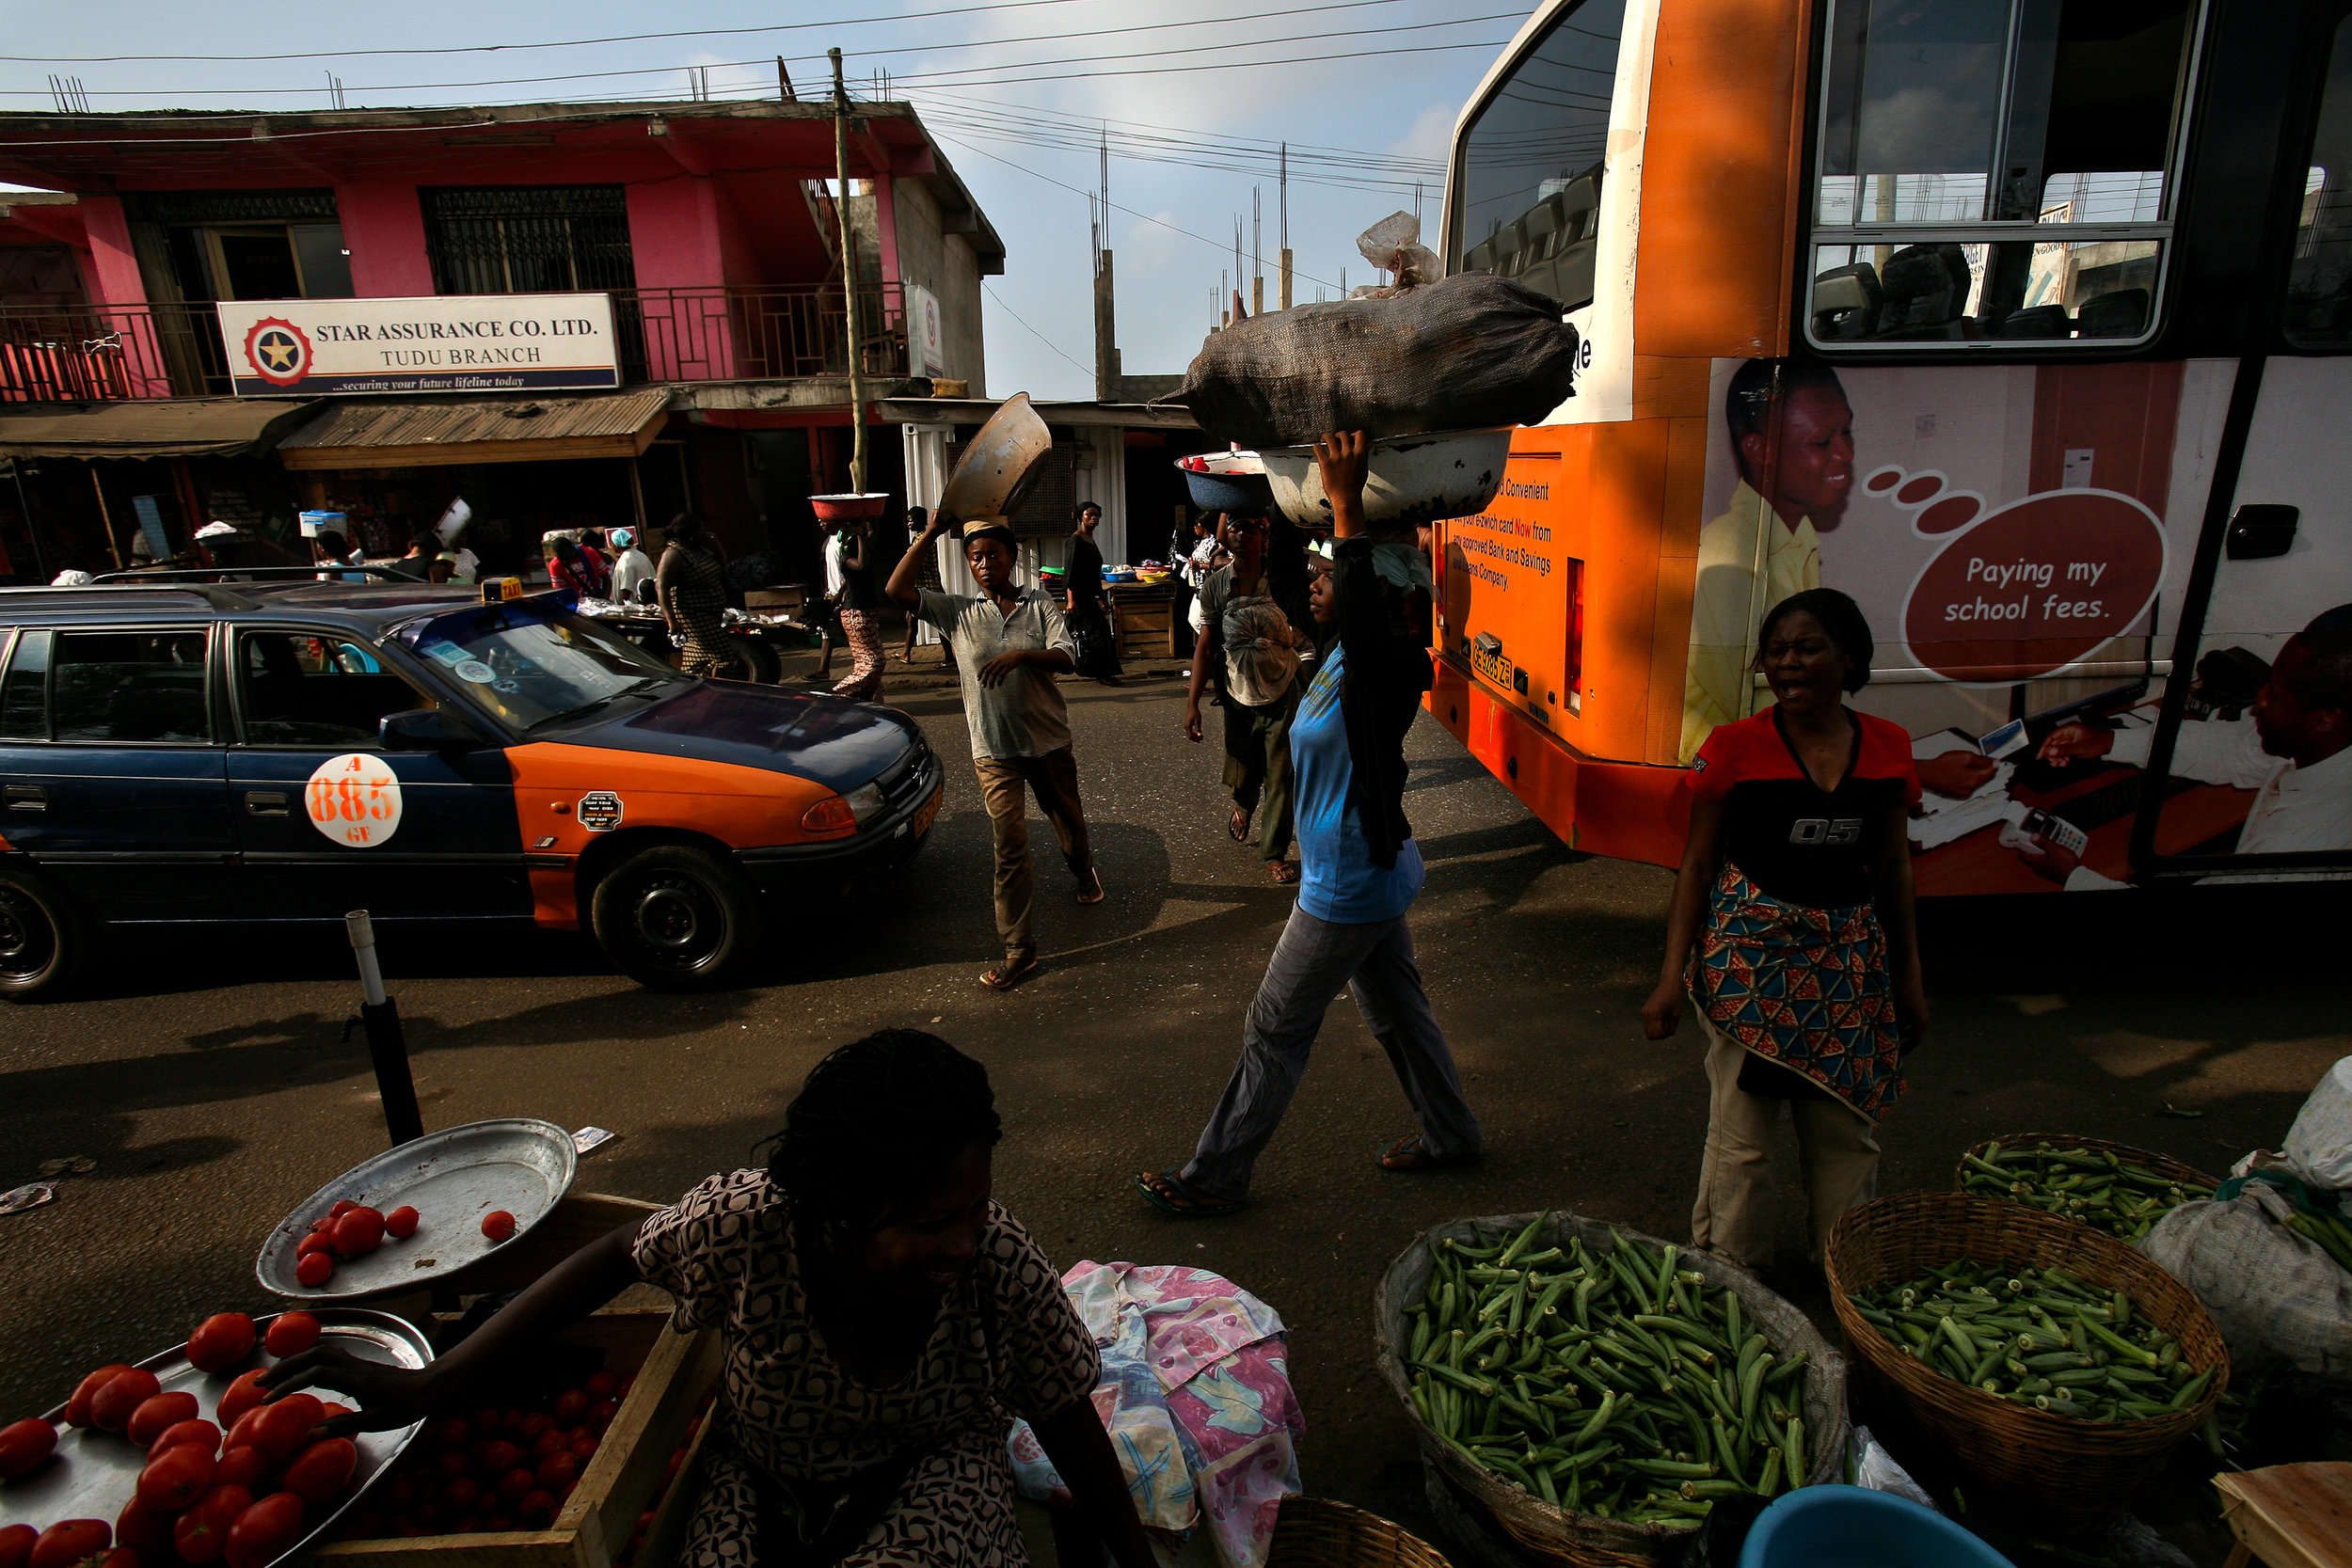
[762,1030,1002,1242]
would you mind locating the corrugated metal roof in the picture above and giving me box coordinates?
[277,388,672,453]
[0,397,315,458]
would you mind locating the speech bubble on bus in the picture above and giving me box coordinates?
[1897,484,2169,684]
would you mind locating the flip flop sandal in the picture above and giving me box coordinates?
[1266,861,1299,885]
[1379,1134,1485,1173]
[1134,1171,1245,1218]
[1076,871,1106,905]
[978,953,1041,991]
[1228,809,1251,843]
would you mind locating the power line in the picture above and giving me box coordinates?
[982,280,1092,378]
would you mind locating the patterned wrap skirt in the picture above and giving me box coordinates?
[1687,863,1907,1122]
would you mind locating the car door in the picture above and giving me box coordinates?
[224,626,532,925]
[0,623,238,923]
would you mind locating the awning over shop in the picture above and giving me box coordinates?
[0,398,315,459]
[274,388,672,470]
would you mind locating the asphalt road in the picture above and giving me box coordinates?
[3,671,2345,1563]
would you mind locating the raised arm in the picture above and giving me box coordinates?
[1642,793,1726,1040]
[887,513,950,610]
[1311,431,1372,539]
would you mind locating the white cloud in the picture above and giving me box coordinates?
[1390,102,1457,167]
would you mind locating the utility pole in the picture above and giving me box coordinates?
[776,56,796,101]
[829,48,866,493]
[1250,187,1263,318]
[1279,144,1294,310]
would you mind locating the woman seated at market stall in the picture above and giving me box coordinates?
[262,1030,1156,1568]
[1640,587,1927,1275]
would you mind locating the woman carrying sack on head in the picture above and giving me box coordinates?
[1184,511,1306,884]
[1642,587,1927,1274]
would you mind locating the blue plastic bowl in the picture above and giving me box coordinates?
[1740,1487,2015,1568]
[1180,464,1273,517]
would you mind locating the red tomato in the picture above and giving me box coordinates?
[517,1490,558,1528]
[587,1399,619,1432]
[435,1450,469,1481]
[497,1467,534,1505]
[480,1212,516,1243]
[499,1408,525,1436]
[449,1518,482,1537]
[0,1416,56,1479]
[125,1391,199,1449]
[441,1478,479,1514]
[186,1315,256,1375]
[216,1370,271,1431]
[282,1438,358,1506]
[262,1313,321,1359]
[431,1418,469,1451]
[28,1523,110,1568]
[551,1390,587,1423]
[472,1440,521,1478]
[114,1499,172,1561]
[384,1206,419,1240]
[222,1407,268,1456]
[89,1370,161,1434]
[516,1413,554,1443]
[0,1525,35,1568]
[483,1516,515,1535]
[214,1445,268,1491]
[582,1370,617,1401]
[223,1492,305,1568]
[532,1452,575,1493]
[294,1234,334,1261]
[569,1434,598,1464]
[530,1429,566,1461]
[149,1418,222,1459]
[331,1209,385,1259]
[250,1394,323,1462]
[319,1402,354,1422]
[175,1486,254,1565]
[469,1410,501,1440]
[137,1442,217,1511]
[294,1252,335,1289]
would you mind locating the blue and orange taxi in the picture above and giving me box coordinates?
[0,572,943,995]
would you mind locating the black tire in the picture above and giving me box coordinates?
[590,845,762,990]
[0,865,77,999]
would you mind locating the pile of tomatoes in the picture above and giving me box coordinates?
[0,1312,363,1568]
[332,1371,626,1541]
[292,1202,421,1289]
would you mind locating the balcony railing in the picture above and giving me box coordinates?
[0,282,909,403]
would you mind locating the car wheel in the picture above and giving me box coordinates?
[590,845,762,990]
[0,867,76,999]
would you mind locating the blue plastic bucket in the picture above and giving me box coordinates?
[1739,1487,2015,1568]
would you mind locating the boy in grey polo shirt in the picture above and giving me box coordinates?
[888,515,1104,990]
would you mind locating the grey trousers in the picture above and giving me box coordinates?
[1181,904,1483,1199]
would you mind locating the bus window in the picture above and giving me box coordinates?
[1808,0,2197,348]
[2284,17,2352,349]
[1450,0,1628,315]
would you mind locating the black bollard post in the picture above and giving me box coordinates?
[345,910,424,1147]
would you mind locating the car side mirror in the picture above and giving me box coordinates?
[380,707,485,752]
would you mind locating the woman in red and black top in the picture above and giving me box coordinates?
[1642,588,1926,1275]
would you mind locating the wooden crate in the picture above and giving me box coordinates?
[1111,584,1176,659]
[319,1195,722,1568]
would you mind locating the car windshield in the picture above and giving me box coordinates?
[395,598,682,731]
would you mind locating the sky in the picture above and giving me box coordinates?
[0,0,1522,401]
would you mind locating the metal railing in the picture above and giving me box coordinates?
[0,282,908,403]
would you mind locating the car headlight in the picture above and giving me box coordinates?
[842,780,888,825]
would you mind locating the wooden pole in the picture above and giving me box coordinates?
[829,48,867,495]
[89,465,123,569]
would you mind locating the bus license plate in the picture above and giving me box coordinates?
[1470,642,1515,691]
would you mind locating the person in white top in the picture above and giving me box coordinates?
[608,528,657,603]
[2025,604,2352,887]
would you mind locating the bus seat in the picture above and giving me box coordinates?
[1494,222,1526,275]
[2076,288,2150,338]
[1524,197,1565,261]
[1465,238,1498,274]
[1551,241,1597,309]
[1876,244,1973,337]
[1518,258,1564,307]
[1557,176,1599,238]
[1811,263,1881,341]
[1997,304,2074,339]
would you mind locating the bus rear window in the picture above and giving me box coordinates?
[2284,17,2352,349]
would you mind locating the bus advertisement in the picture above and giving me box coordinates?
[1429,0,2352,893]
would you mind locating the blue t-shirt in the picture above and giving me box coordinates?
[1290,645,1425,923]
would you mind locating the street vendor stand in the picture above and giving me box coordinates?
[1108,579,1179,661]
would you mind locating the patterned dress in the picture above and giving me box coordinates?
[632,1171,1101,1568]
[664,541,744,678]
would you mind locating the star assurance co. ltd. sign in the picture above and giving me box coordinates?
[215,293,620,396]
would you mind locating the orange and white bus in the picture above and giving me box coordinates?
[1431,0,2352,893]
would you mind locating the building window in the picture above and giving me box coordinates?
[421,185,634,295]
[126,189,352,301]
[1806,0,2200,349]
[1448,0,1628,315]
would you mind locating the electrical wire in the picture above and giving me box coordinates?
[981,280,1093,377]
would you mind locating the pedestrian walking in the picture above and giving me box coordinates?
[1065,502,1123,684]
[887,515,1104,991]
[656,511,747,679]
[833,519,888,702]
[261,1029,1158,1568]
[1641,586,1926,1274]
[1170,513,1213,657]
[1137,432,1482,1216]
[1185,513,1306,884]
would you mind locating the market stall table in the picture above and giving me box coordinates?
[1109,580,1178,661]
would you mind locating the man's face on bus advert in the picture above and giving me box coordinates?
[1747,387,1855,529]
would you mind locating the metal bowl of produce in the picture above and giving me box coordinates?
[257,1119,577,1301]
[1177,451,1275,517]
[1258,426,1513,535]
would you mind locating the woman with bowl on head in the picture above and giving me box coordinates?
[1642,587,1926,1275]
[261,1030,1155,1568]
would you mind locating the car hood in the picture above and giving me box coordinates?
[564,681,923,791]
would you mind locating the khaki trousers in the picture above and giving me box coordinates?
[1690,1014,1881,1270]
[974,748,1093,960]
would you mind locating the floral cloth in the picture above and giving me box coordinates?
[1007,1262,1302,1568]
[1689,862,1907,1122]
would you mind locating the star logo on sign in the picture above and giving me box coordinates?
[242,316,312,387]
